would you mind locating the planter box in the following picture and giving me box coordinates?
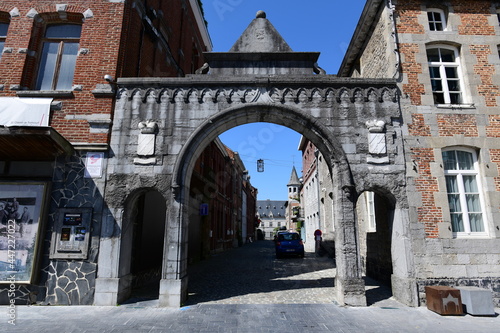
[425,286,463,315]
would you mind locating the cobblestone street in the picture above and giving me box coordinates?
[4,241,499,332]
[187,240,341,305]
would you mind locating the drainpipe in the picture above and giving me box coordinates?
[315,149,321,231]
[387,0,401,80]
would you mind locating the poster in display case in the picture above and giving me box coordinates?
[0,182,49,283]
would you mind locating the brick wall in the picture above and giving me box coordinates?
[0,0,209,145]
[411,148,441,238]
[437,114,478,137]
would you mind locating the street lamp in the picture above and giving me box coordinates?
[257,159,264,172]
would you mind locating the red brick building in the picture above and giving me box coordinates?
[0,0,210,305]
[189,139,257,262]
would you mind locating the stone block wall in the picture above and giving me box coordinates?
[356,5,396,79]
[0,152,105,305]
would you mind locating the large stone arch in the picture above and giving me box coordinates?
[163,102,366,307]
[97,11,409,308]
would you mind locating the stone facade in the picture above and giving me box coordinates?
[298,139,335,255]
[339,0,500,306]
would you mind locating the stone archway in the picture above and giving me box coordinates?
[113,189,167,304]
[97,11,410,307]
[165,103,365,307]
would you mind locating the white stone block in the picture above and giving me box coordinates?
[368,132,386,154]
[137,133,155,156]
[457,287,495,316]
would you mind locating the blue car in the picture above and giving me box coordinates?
[275,232,304,258]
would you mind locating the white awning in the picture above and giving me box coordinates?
[0,97,52,127]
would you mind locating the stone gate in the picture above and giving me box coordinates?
[94,11,416,307]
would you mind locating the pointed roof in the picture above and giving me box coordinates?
[201,10,322,75]
[287,166,301,186]
[229,10,293,52]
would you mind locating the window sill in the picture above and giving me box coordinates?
[435,103,475,109]
[452,232,490,239]
[16,90,74,98]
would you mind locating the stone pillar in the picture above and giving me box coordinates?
[391,206,418,306]
[333,162,366,306]
[159,187,189,307]
[94,208,124,305]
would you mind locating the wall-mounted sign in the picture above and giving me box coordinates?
[200,203,209,216]
[84,152,104,178]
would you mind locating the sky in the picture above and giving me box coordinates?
[202,0,367,200]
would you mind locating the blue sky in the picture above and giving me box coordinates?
[203,0,367,200]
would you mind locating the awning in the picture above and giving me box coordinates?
[0,98,73,160]
[0,97,52,127]
[0,127,73,161]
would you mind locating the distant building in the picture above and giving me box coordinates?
[256,200,287,240]
[298,137,334,255]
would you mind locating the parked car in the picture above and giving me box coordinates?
[275,232,304,258]
[273,230,288,242]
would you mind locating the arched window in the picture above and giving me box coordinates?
[442,148,486,235]
[36,24,82,90]
[427,45,463,104]
[427,8,446,31]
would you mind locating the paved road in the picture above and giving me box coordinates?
[2,241,499,332]
[186,240,339,305]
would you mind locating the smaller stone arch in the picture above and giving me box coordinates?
[115,187,168,304]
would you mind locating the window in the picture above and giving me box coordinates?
[427,46,463,104]
[365,191,376,232]
[442,149,486,235]
[36,24,81,90]
[427,9,446,31]
[0,22,8,60]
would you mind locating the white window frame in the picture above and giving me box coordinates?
[427,9,447,31]
[365,191,376,232]
[442,148,488,238]
[427,45,465,105]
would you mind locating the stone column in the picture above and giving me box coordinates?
[94,207,124,305]
[391,206,418,306]
[333,162,366,306]
[159,186,189,307]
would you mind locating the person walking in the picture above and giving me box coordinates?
[314,229,322,255]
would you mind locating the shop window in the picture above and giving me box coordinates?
[0,21,8,60]
[36,24,82,90]
[427,45,463,104]
[442,149,486,236]
[427,9,446,31]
